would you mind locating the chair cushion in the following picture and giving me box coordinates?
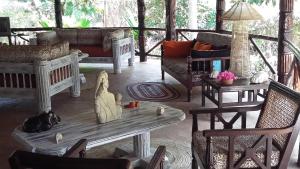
[193,131,280,169]
[163,58,188,74]
[36,31,60,45]
[71,45,112,57]
[0,41,69,63]
[163,41,193,58]
[77,29,102,46]
[103,29,125,51]
[193,41,212,51]
[163,58,206,82]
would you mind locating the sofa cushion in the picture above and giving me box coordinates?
[37,31,60,45]
[71,45,112,57]
[0,41,70,63]
[55,28,78,45]
[193,41,212,51]
[163,41,193,58]
[77,29,102,46]
[103,29,125,51]
[197,32,231,46]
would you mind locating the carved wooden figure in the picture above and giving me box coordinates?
[94,71,122,123]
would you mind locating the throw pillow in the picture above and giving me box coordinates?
[103,29,125,51]
[163,40,193,58]
[193,41,212,51]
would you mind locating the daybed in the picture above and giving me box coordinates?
[0,42,81,113]
[161,32,231,101]
[36,28,135,74]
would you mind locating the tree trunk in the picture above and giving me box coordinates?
[138,0,146,62]
[165,0,176,40]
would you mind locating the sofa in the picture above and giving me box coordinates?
[0,42,81,113]
[36,28,135,74]
[161,32,232,101]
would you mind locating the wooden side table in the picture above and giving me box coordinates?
[201,78,269,129]
[202,78,269,108]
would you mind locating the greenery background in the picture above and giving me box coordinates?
[0,0,299,74]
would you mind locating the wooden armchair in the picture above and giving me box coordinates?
[9,139,166,169]
[190,81,300,169]
[161,32,231,101]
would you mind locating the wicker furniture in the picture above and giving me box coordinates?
[190,81,300,169]
[9,139,166,169]
[0,43,81,113]
[161,32,231,101]
[36,28,135,74]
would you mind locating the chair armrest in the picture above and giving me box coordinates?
[63,139,88,158]
[146,146,166,169]
[189,104,263,115]
[203,127,293,137]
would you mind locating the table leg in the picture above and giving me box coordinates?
[202,82,205,106]
[133,132,151,158]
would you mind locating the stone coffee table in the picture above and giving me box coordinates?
[12,101,185,159]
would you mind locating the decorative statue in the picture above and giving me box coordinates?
[94,71,122,123]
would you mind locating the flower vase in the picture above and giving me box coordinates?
[222,79,233,85]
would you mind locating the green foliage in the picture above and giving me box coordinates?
[145,0,165,28]
[77,18,90,28]
[176,0,188,28]
[62,0,101,27]
[39,20,49,28]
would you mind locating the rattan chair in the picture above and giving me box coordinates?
[9,139,166,169]
[190,81,300,169]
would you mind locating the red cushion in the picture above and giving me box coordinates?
[163,41,193,58]
[70,45,113,57]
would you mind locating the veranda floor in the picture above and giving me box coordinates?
[0,58,299,169]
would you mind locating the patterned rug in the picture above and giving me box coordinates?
[86,138,192,169]
[127,82,180,102]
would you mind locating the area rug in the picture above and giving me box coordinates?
[127,82,180,101]
[86,138,192,169]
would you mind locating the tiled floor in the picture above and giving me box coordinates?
[0,58,299,168]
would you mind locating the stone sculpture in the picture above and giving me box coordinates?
[94,71,122,123]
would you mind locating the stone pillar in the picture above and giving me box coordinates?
[130,35,135,65]
[165,0,176,40]
[216,0,225,32]
[278,0,294,85]
[70,53,80,97]
[133,132,151,158]
[112,40,122,74]
[34,60,51,113]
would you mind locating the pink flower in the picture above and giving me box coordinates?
[217,71,237,80]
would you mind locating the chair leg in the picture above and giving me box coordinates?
[192,157,198,169]
[161,70,165,80]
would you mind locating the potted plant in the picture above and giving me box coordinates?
[217,71,237,85]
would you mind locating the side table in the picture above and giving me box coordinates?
[202,78,269,108]
[201,78,269,129]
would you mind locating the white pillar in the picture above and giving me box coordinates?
[112,40,122,74]
[34,60,51,113]
[133,132,151,158]
[70,53,80,97]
